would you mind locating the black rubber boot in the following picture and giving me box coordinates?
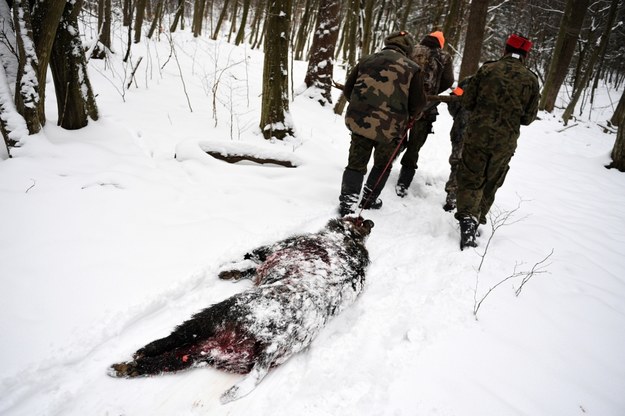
[360,165,389,210]
[395,165,416,198]
[459,216,478,250]
[338,169,364,216]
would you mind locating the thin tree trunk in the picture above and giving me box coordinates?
[303,0,340,105]
[442,0,462,57]
[458,0,489,81]
[562,0,619,125]
[228,0,239,43]
[249,0,264,47]
[333,0,358,115]
[235,0,251,45]
[49,0,99,129]
[170,0,184,32]
[147,0,164,39]
[13,0,41,134]
[399,0,413,29]
[293,0,314,60]
[260,0,293,140]
[192,0,207,37]
[30,0,66,125]
[123,0,132,27]
[95,0,112,53]
[134,0,148,43]
[608,109,625,171]
[610,89,625,126]
[361,0,374,57]
[539,0,589,112]
[212,0,231,40]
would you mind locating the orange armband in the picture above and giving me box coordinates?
[452,86,464,96]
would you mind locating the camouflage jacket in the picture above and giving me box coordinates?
[344,46,426,144]
[462,55,539,150]
[411,44,454,96]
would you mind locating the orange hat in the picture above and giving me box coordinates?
[429,31,445,48]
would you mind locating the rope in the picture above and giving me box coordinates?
[356,116,417,219]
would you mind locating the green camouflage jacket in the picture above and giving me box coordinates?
[462,55,539,149]
[344,46,426,144]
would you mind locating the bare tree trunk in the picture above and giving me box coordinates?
[293,0,314,60]
[235,0,251,45]
[123,0,132,27]
[442,0,463,57]
[399,0,414,28]
[333,0,359,115]
[147,0,164,39]
[30,0,66,124]
[49,0,99,129]
[608,107,625,171]
[228,0,239,43]
[212,0,231,40]
[611,89,625,126]
[303,0,340,105]
[249,0,265,48]
[539,0,589,112]
[458,0,489,81]
[260,0,293,140]
[361,0,374,57]
[13,0,41,134]
[562,0,619,124]
[134,0,148,43]
[192,0,207,37]
[170,0,185,32]
[92,0,112,59]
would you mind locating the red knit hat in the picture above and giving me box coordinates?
[506,34,532,53]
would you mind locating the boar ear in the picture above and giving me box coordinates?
[358,219,374,236]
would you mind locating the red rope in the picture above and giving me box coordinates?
[357,116,416,218]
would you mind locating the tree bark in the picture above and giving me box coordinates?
[608,115,625,172]
[122,0,132,27]
[442,0,463,57]
[333,0,359,115]
[562,0,619,124]
[293,0,314,60]
[13,0,41,134]
[212,0,231,40]
[227,0,239,43]
[458,0,489,81]
[147,0,164,39]
[92,0,112,59]
[303,0,340,105]
[234,0,251,45]
[259,0,293,140]
[170,0,185,32]
[610,89,625,127]
[30,0,65,124]
[361,0,374,57]
[134,0,148,43]
[539,0,589,112]
[49,0,99,129]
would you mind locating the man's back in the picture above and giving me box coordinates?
[411,44,453,96]
[345,48,421,142]
[463,56,539,142]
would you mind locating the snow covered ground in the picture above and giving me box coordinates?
[1,31,624,416]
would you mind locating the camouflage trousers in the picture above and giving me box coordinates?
[398,118,433,169]
[444,124,465,197]
[346,134,398,174]
[454,142,513,223]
